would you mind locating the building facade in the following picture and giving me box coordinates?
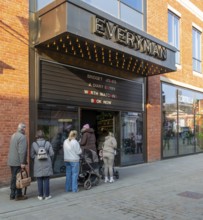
[147,0,203,159]
[0,1,29,186]
[0,0,202,186]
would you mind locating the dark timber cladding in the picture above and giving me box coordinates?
[40,60,143,111]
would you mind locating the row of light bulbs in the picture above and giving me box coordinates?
[46,35,167,76]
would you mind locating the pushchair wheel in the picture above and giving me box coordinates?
[90,174,100,186]
[115,170,119,179]
[60,166,66,173]
[84,179,92,190]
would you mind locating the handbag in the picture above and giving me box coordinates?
[16,168,31,189]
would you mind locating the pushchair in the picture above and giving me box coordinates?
[78,149,101,190]
[98,150,119,180]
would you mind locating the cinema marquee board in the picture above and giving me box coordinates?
[40,60,143,112]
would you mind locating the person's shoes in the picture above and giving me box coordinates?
[109,177,114,183]
[104,177,109,183]
[15,195,28,201]
[45,195,52,200]
[38,196,43,201]
[10,196,15,200]
[72,189,79,193]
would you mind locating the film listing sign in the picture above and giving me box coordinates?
[84,73,117,105]
[40,61,143,111]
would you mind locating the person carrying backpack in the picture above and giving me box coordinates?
[31,130,54,200]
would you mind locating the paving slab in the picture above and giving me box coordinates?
[1,154,203,220]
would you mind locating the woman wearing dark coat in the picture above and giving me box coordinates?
[80,124,98,165]
[31,130,54,200]
[80,124,97,152]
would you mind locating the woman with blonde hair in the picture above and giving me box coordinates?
[63,130,82,192]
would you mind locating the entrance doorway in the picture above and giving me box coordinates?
[80,109,144,166]
[80,109,120,165]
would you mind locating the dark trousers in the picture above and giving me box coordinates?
[137,143,143,153]
[37,176,50,197]
[10,166,22,199]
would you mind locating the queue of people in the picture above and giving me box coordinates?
[7,122,117,201]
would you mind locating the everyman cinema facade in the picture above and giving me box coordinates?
[29,0,176,175]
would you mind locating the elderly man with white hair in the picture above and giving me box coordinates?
[7,122,28,201]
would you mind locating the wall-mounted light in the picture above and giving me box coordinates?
[146,102,152,108]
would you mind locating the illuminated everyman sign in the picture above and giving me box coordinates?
[92,16,167,61]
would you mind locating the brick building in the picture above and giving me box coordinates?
[0,1,29,186]
[147,0,203,160]
[0,0,203,186]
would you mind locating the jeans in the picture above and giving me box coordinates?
[65,162,79,192]
[37,176,50,197]
[10,166,23,198]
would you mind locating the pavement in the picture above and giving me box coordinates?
[1,154,203,220]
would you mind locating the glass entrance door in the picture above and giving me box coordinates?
[80,109,120,163]
[121,112,144,166]
[80,109,144,166]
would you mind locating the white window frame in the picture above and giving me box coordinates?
[168,8,180,65]
[192,27,202,74]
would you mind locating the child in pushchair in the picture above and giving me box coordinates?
[78,149,100,190]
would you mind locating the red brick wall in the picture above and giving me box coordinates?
[147,76,161,161]
[0,1,29,186]
[147,0,203,161]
